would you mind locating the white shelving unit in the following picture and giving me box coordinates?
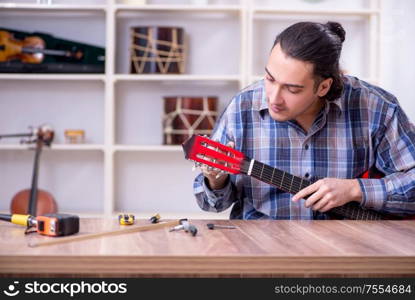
[0,0,381,218]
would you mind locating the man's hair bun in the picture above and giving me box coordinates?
[326,21,346,43]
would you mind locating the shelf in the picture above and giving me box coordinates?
[51,144,105,151]
[253,8,380,16]
[0,3,107,11]
[115,4,241,13]
[0,144,105,151]
[0,74,106,81]
[114,145,182,152]
[0,4,377,15]
[114,74,240,82]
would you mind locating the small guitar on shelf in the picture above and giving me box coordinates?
[182,134,414,220]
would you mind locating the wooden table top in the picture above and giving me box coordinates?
[1,218,414,277]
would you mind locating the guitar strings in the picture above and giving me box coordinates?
[253,161,305,191]
[200,149,381,220]
[249,160,382,220]
[252,166,303,194]
[251,161,306,193]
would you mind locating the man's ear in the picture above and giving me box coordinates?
[317,77,333,97]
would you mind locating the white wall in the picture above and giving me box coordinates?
[380,0,415,121]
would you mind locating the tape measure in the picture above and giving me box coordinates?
[1,213,79,237]
[118,214,135,225]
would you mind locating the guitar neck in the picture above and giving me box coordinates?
[242,158,309,194]
[241,157,385,220]
[22,47,71,57]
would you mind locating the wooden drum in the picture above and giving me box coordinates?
[130,26,185,74]
[163,96,218,145]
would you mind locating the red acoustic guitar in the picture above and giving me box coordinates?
[183,135,414,220]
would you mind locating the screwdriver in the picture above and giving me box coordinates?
[206,223,236,230]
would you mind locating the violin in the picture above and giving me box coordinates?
[0,30,83,63]
[0,125,58,216]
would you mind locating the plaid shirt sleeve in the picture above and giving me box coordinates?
[358,101,415,215]
[193,99,239,213]
[193,174,235,212]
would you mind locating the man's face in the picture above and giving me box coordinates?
[264,43,324,123]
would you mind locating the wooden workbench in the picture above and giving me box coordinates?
[1,219,414,277]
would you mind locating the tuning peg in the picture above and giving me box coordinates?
[192,162,203,171]
[196,154,207,161]
[215,170,226,179]
[226,151,235,158]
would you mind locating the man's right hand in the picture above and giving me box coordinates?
[201,141,235,190]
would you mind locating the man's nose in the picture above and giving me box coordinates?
[269,85,283,105]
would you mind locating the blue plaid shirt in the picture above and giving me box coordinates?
[193,76,415,219]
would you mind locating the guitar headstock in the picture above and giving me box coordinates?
[182,135,245,175]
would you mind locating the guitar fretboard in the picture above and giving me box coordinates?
[250,160,308,194]
[242,158,385,220]
[22,47,71,57]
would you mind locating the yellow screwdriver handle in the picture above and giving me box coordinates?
[11,214,31,226]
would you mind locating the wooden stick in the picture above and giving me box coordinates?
[28,220,181,248]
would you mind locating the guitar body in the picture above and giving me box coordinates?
[0,30,45,63]
[183,135,414,220]
[11,188,57,216]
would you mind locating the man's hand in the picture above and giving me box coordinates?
[201,141,235,190]
[292,178,363,212]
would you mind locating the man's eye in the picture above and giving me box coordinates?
[287,87,301,94]
[265,75,274,82]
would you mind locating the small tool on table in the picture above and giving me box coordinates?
[118,213,135,225]
[169,219,197,236]
[206,223,236,230]
[0,213,79,236]
[149,213,161,224]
